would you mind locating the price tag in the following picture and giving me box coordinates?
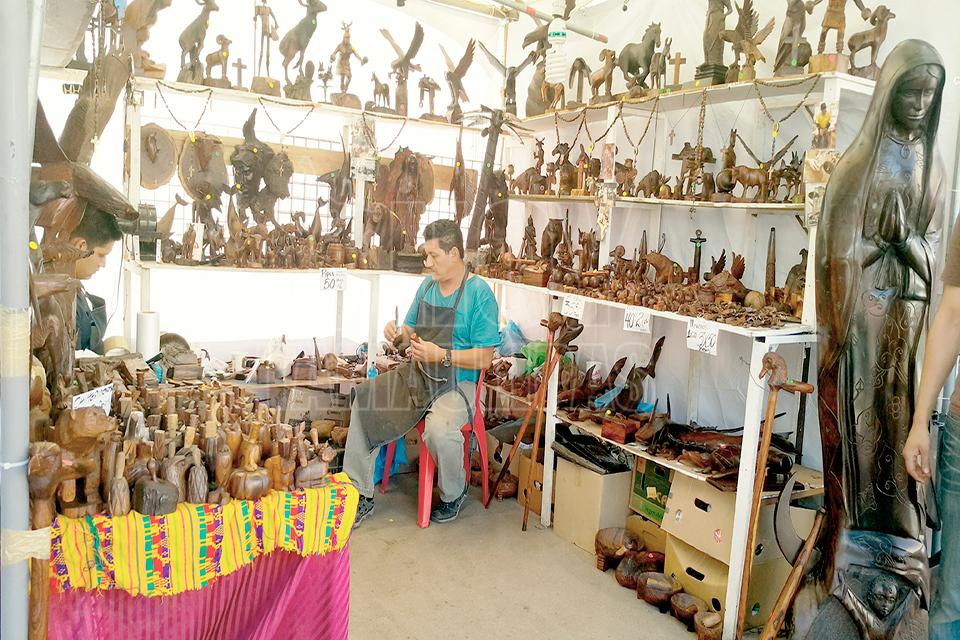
[72,383,114,415]
[320,268,346,291]
[561,295,585,320]
[623,307,651,333]
[686,318,719,356]
[350,157,377,181]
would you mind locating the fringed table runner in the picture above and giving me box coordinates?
[49,472,358,597]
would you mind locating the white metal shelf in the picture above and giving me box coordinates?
[520,72,875,132]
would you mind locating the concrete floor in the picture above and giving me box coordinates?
[349,473,693,640]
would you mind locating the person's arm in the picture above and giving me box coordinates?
[904,284,960,480]
[409,342,494,370]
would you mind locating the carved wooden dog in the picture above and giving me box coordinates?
[48,408,117,508]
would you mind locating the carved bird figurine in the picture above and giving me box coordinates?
[440,40,476,105]
[380,21,424,78]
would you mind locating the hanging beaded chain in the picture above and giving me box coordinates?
[752,75,820,155]
[256,96,315,146]
[156,81,213,135]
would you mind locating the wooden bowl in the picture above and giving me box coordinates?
[636,572,683,613]
[671,593,708,632]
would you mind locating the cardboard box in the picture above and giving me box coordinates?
[486,431,521,478]
[664,534,793,629]
[517,449,554,516]
[554,457,632,554]
[661,473,816,565]
[626,514,668,554]
[629,458,672,524]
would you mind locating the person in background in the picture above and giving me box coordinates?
[903,223,960,640]
[344,219,499,527]
[70,207,122,354]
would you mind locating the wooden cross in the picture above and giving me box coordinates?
[233,58,248,87]
[670,52,686,86]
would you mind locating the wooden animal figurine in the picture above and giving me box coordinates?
[477,41,536,116]
[294,439,337,489]
[618,23,661,90]
[177,0,219,84]
[204,35,232,86]
[371,73,391,109]
[612,336,665,415]
[594,527,642,571]
[541,218,564,263]
[380,22,424,117]
[637,572,683,612]
[589,49,617,103]
[440,40,475,123]
[576,229,598,272]
[541,79,565,112]
[228,445,271,500]
[265,439,297,491]
[186,448,208,503]
[635,169,666,198]
[132,460,179,516]
[49,408,116,512]
[672,594,709,632]
[649,37,671,92]
[616,159,638,196]
[847,5,895,80]
[279,0,327,84]
[553,142,576,196]
[567,57,590,108]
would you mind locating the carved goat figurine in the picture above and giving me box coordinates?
[179,0,219,69]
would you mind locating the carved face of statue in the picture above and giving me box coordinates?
[232,155,258,194]
[890,65,942,137]
[867,575,899,619]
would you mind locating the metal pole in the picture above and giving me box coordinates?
[1,1,45,639]
[484,0,608,43]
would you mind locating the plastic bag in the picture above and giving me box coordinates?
[497,321,529,357]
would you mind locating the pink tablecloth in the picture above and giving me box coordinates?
[47,546,350,640]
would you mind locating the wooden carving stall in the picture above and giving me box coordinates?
[800,40,946,640]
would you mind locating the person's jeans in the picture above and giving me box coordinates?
[931,413,960,635]
[343,381,475,503]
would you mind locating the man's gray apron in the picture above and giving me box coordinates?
[352,273,473,452]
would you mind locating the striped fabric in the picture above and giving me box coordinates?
[50,473,358,597]
[48,547,351,640]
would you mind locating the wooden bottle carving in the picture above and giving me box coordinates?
[227,445,271,500]
[132,460,178,516]
[186,449,208,503]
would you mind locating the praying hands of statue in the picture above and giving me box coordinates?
[878,190,909,247]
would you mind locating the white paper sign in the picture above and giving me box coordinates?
[320,268,347,291]
[561,295,585,320]
[623,308,651,333]
[72,383,114,415]
[686,318,719,356]
[350,157,377,181]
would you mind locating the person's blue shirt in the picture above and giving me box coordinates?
[403,274,500,383]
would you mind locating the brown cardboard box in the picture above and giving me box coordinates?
[517,449,554,516]
[486,432,521,478]
[661,473,817,565]
[664,534,792,629]
[625,514,668,554]
[553,457,632,554]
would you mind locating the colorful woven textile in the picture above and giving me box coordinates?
[50,473,358,597]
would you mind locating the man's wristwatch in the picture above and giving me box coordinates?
[442,349,452,367]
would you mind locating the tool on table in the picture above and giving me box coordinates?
[761,474,825,640]
[735,351,814,638]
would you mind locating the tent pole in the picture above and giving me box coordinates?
[0,1,46,639]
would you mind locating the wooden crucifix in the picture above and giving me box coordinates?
[670,51,686,87]
[233,58,248,88]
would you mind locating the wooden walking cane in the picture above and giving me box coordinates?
[735,352,814,638]
[486,313,566,509]
[521,330,555,531]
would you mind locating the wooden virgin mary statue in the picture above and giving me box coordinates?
[808,40,945,640]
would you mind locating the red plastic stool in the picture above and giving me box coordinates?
[380,372,488,528]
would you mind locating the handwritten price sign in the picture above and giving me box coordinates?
[686,318,719,356]
[623,308,651,333]
[561,295,585,320]
[72,383,114,415]
[320,268,346,291]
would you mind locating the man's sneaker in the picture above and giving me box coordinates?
[430,485,469,524]
[353,496,374,529]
